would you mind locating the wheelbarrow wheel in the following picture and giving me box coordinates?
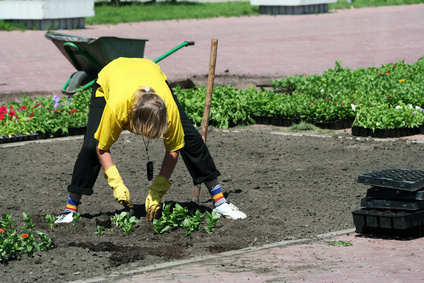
[64,71,89,95]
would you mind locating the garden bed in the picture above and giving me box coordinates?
[1,125,424,282]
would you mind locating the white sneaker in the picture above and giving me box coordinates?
[55,211,75,224]
[212,202,247,220]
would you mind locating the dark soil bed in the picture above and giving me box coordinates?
[1,125,422,282]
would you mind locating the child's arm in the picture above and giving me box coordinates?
[98,146,133,210]
[158,150,179,179]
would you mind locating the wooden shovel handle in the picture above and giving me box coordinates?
[201,38,218,143]
[193,38,218,202]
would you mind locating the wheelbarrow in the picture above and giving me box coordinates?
[45,31,194,95]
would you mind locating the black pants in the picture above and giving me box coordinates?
[67,83,220,196]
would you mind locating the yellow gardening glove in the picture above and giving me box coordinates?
[145,175,171,221]
[104,165,134,210]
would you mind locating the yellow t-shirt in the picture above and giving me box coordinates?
[94,58,185,152]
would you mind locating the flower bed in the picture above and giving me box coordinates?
[2,57,424,141]
[0,90,90,143]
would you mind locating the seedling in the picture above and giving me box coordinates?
[0,212,53,262]
[94,225,105,236]
[204,211,220,234]
[182,209,204,236]
[45,214,55,230]
[111,212,139,234]
[153,203,220,236]
[72,213,82,228]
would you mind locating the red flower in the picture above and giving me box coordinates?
[8,110,16,118]
[0,228,5,233]
[393,65,396,68]
[324,98,329,101]
[29,112,34,118]
[0,106,7,114]
[308,102,312,105]
[21,233,29,239]
[70,109,78,114]
[378,73,382,76]
[386,72,390,75]
[32,104,39,109]
[0,114,4,121]
[334,102,338,105]
[9,106,13,109]
[52,110,60,114]
[340,103,345,106]
[21,105,28,110]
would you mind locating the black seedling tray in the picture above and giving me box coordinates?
[360,198,424,211]
[357,169,424,191]
[366,187,424,200]
[352,209,424,237]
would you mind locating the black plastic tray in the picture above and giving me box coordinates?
[352,209,424,237]
[360,198,424,211]
[366,187,424,200]
[357,169,424,191]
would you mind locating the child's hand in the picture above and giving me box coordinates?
[113,185,134,210]
[104,165,134,210]
[145,176,171,221]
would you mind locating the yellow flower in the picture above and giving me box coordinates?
[321,78,325,81]
[399,79,405,83]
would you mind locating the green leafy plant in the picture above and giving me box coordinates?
[3,58,424,136]
[204,211,220,234]
[45,214,55,231]
[0,212,53,263]
[153,203,220,236]
[111,212,139,234]
[182,209,204,236]
[72,213,82,228]
[94,226,105,236]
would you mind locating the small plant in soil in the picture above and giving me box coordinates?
[182,209,204,236]
[0,211,53,263]
[72,213,82,228]
[94,225,105,236]
[204,211,220,234]
[45,214,55,231]
[153,203,220,236]
[111,212,139,234]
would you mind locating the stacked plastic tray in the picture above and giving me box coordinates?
[352,169,424,237]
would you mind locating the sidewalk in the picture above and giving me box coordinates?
[69,228,424,283]
[3,4,424,282]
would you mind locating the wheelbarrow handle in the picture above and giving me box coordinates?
[153,41,195,63]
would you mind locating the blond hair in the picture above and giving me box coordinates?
[131,86,168,139]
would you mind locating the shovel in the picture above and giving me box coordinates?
[192,38,218,203]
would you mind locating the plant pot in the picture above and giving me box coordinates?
[271,116,283,126]
[29,132,39,140]
[16,133,28,141]
[351,126,360,136]
[376,129,389,138]
[37,131,48,139]
[282,118,293,127]
[420,124,424,135]
[260,116,271,125]
[359,127,369,137]
[251,116,262,124]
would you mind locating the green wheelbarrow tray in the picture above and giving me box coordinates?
[45,31,194,95]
